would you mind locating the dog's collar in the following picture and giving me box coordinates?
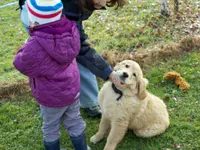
[112,83,123,101]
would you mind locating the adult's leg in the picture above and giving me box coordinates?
[78,63,101,117]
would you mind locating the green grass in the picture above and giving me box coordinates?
[0,52,200,150]
[0,1,17,5]
[0,0,199,83]
[0,0,200,150]
[84,0,199,52]
[0,1,27,83]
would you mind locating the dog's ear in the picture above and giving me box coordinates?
[137,78,148,100]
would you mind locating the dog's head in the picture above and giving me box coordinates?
[113,60,148,100]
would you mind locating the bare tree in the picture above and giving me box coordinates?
[160,0,170,17]
[160,0,179,17]
[174,0,179,13]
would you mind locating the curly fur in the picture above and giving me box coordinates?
[90,60,170,150]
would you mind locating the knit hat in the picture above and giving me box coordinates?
[26,0,63,25]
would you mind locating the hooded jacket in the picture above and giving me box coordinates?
[13,16,81,107]
[19,0,113,80]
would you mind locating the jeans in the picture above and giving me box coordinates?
[78,63,99,108]
[40,100,86,142]
[20,3,99,108]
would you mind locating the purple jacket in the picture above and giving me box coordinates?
[13,16,81,107]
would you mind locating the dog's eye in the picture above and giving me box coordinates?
[133,73,136,77]
[125,65,129,68]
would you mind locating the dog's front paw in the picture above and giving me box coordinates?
[90,135,99,144]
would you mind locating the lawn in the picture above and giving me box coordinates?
[0,52,200,150]
[0,0,200,150]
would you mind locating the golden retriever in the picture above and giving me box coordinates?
[90,60,169,150]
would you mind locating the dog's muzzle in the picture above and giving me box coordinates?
[119,72,129,83]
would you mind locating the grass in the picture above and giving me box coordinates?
[0,52,200,150]
[0,0,199,83]
[0,1,27,83]
[0,1,17,5]
[84,0,200,51]
[0,0,200,150]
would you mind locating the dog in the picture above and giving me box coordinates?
[90,60,170,150]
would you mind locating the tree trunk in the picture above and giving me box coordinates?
[160,0,170,17]
[174,0,179,13]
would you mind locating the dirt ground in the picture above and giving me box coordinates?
[102,35,200,69]
[1,0,200,100]
[1,35,200,100]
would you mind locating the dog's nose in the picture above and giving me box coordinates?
[123,72,129,78]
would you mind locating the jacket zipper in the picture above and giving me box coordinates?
[33,78,36,89]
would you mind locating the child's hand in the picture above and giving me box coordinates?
[109,72,127,89]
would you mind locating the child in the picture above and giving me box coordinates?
[19,0,126,118]
[14,0,90,149]
[15,0,127,150]
[14,0,124,149]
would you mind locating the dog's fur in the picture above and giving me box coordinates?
[90,60,170,150]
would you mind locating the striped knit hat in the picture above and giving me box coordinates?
[27,0,63,26]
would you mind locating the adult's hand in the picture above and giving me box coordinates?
[109,72,127,89]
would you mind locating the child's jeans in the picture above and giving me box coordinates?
[20,2,99,109]
[40,100,86,142]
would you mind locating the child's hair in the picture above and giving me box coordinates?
[18,0,26,10]
[78,0,125,11]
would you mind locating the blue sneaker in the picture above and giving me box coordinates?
[84,105,101,117]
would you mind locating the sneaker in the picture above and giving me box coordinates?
[87,145,91,150]
[84,105,101,117]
